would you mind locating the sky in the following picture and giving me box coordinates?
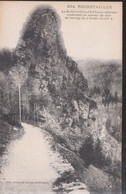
[0,1,122,61]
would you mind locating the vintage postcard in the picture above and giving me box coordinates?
[0,1,122,193]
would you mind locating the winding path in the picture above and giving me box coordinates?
[0,123,60,193]
[0,123,89,193]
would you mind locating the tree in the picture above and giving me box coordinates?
[0,49,13,73]
[9,64,28,124]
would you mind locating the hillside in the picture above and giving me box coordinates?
[0,6,121,193]
[77,59,122,97]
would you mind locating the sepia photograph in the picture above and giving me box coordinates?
[0,1,122,193]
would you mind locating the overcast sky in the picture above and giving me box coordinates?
[0,1,122,61]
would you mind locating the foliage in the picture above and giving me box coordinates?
[0,49,14,73]
[78,60,122,98]
[0,6,121,194]
[79,137,111,168]
[85,165,121,193]
[9,64,28,87]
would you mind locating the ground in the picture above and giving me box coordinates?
[0,123,89,194]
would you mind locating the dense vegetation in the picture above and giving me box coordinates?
[0,6,121,193]
[77,59,122,143]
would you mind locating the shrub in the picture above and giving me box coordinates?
[85,165,121,193]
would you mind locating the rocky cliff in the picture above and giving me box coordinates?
[14,6,92,131]
[0,6,121,193]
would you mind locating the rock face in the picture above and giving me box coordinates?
[0,6,121,193]
[15,6,89,126]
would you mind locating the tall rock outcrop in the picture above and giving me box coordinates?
[14,6,89,125]
[1,6,121,193]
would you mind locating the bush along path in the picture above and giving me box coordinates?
[0,123,89,193]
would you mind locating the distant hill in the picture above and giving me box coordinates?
[77,59,122,97]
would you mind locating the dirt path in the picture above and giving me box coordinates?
[0,123,60,193]
[0,123,89,193]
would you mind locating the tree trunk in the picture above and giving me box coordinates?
[34,103,36,123]
[19,84,21,124]
[36,104,39,123]
[27,104,29,122]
